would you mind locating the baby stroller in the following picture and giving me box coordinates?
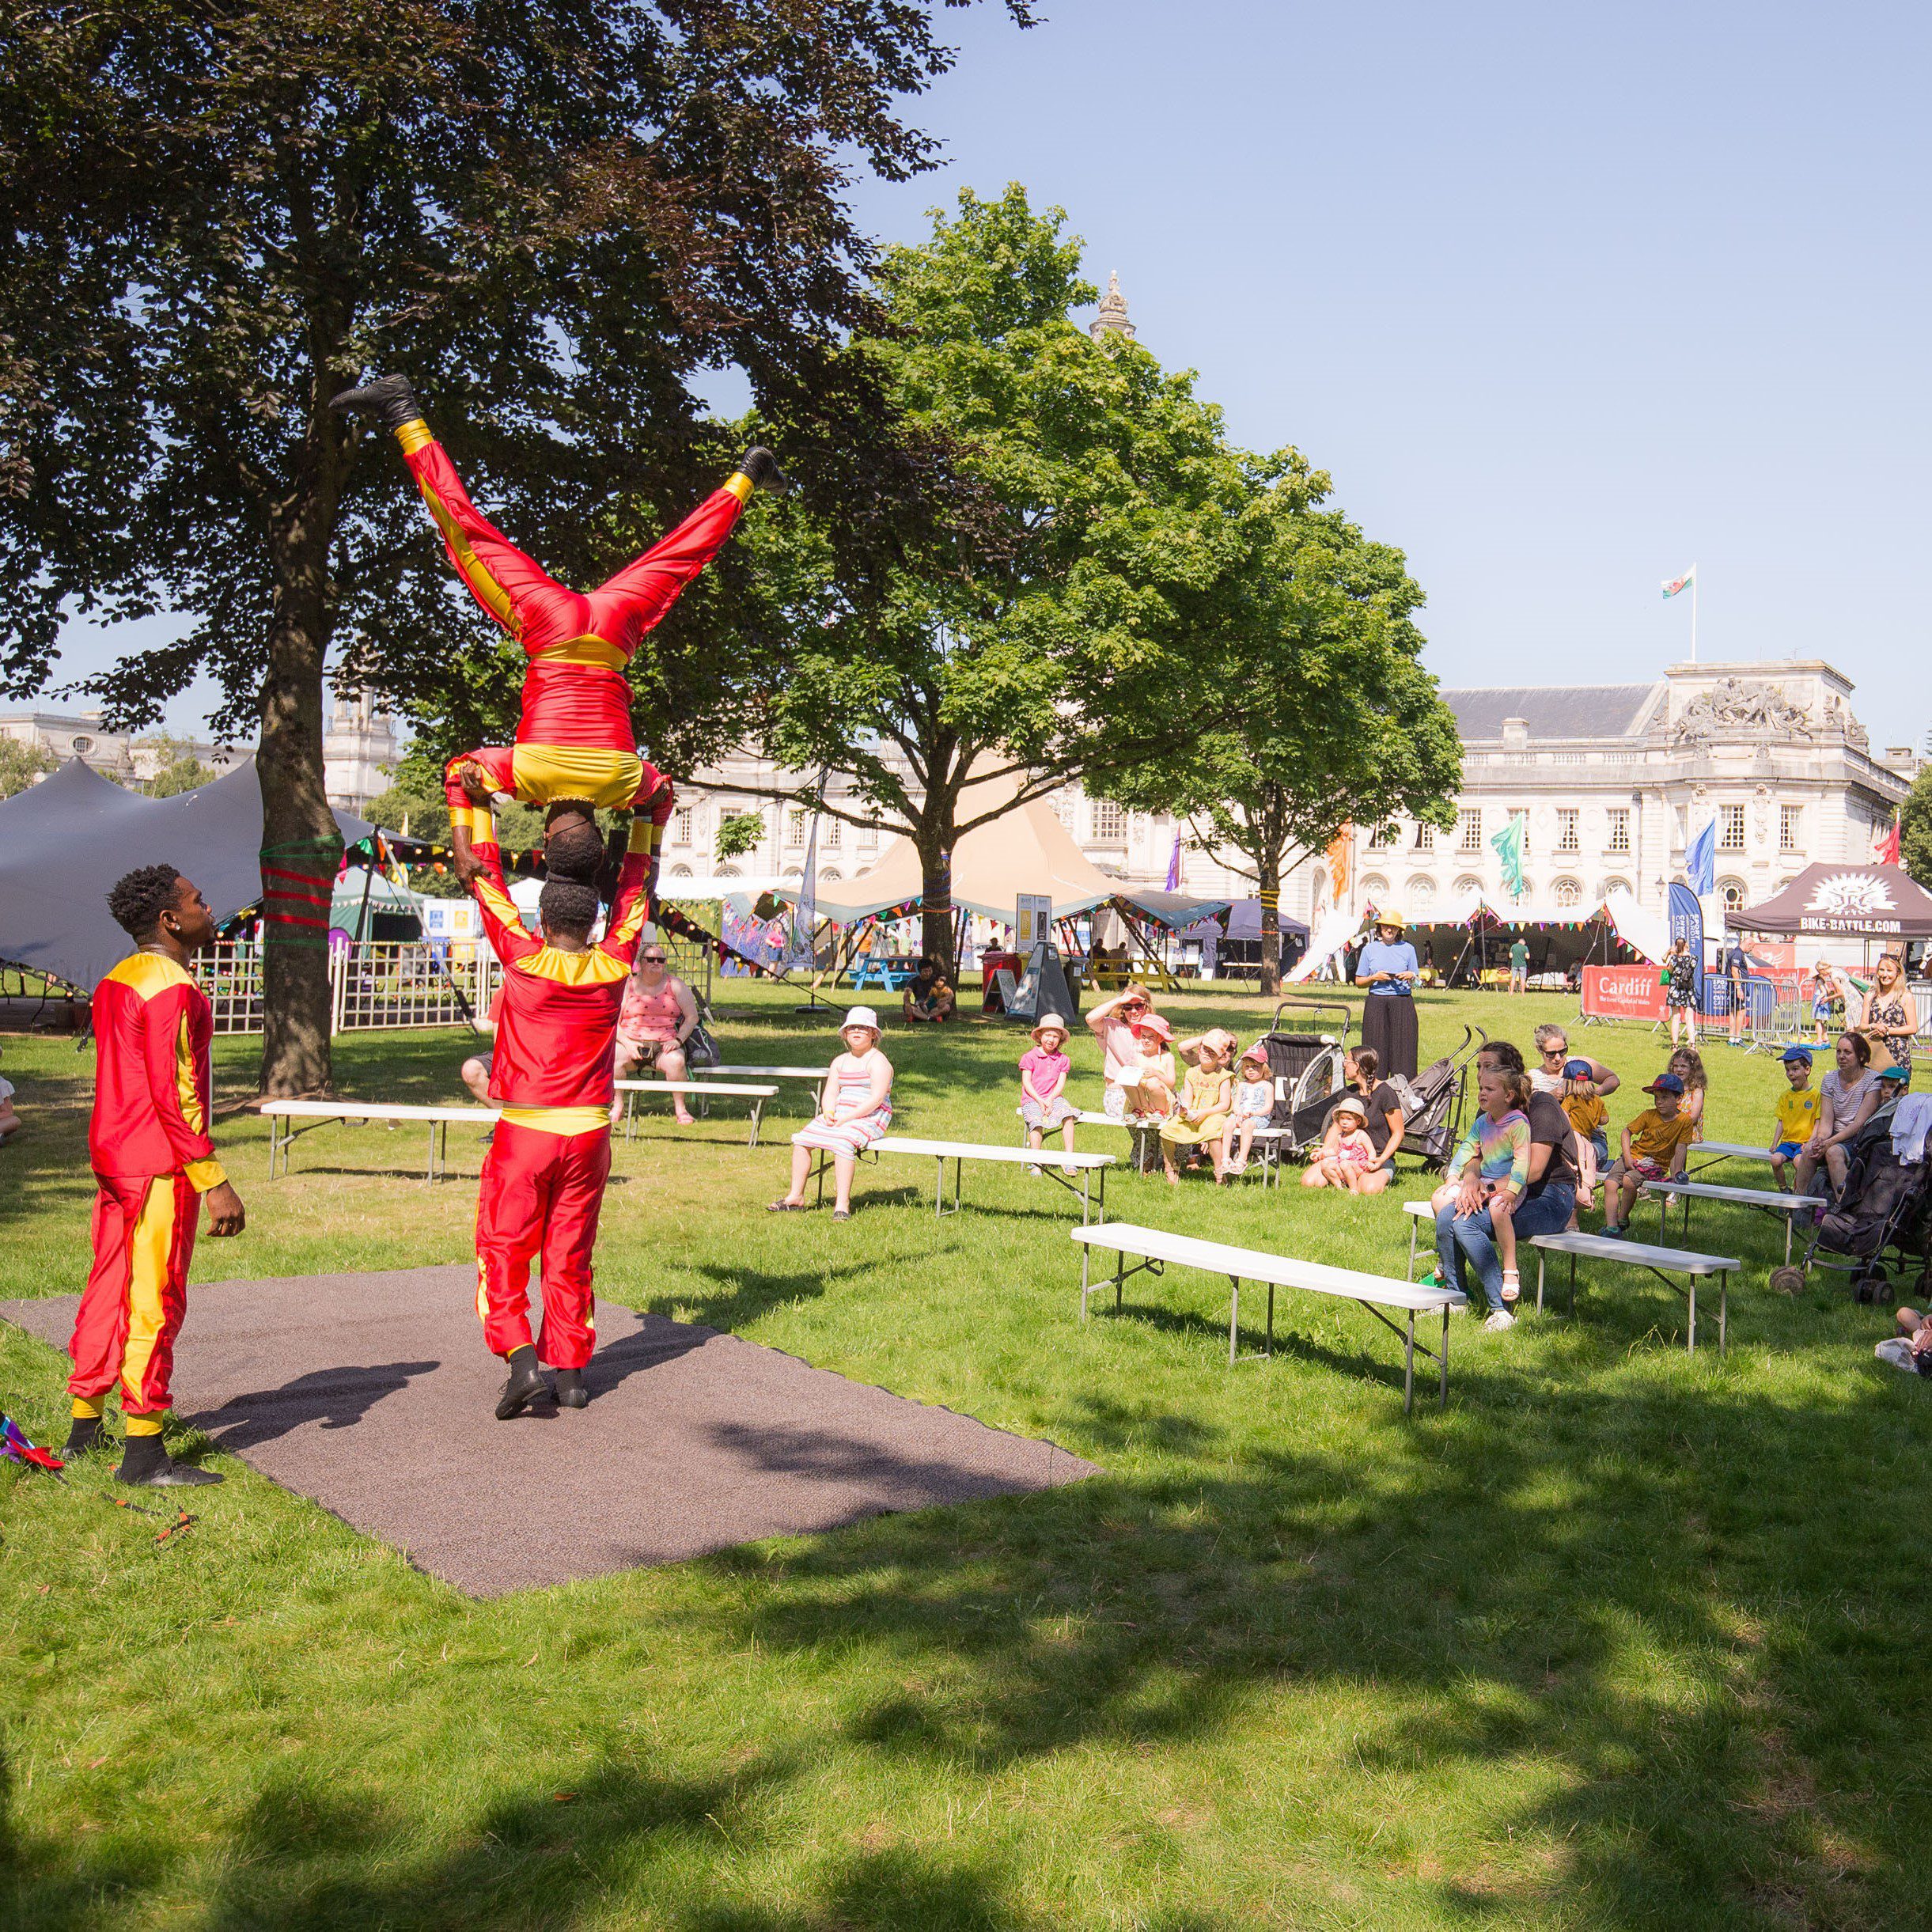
[1771,1104,1932,1301]
[1241,999,1351,1180]
[1396,1025,1486,1171]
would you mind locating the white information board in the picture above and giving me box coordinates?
[1015,892,1054,953]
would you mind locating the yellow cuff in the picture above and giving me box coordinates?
[184,1157,226,1194]
[453,803,494,843]
[627,820,657,854]
[395,418,433,455]
[722,472,754,503]
[71,1395,104,1421]
[123,1415,165,1437]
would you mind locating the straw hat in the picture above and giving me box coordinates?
[1030,1013,1070,1043]
[1332,1093,1368,1121]
[840,1006,881,1035]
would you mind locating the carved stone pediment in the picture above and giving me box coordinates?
[1669,677,1816,746]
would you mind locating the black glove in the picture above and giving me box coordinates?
[329,373,424,433]
[735,446,794,496]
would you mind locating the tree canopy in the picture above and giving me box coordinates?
[727,184,1286,962]
[1900,767,1932,892]
[1,0,1028,1085]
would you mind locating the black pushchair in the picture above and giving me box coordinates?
[1396,1025,1486,1171]
[1771,1104,1932,1301]
[1244,999,1350,1179]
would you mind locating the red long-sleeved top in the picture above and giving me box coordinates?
[89,953,225,1190]
[467,828,652,1125]
[398,426,748,752]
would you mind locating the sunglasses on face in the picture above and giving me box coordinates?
[1543,1046,1566,1059]
[641,955,666,964]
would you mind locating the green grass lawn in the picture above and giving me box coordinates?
[3,984,1929,1930]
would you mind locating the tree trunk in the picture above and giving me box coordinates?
[916,829,955,979]
[1258,848,1283,998]
[256,439,347,1096]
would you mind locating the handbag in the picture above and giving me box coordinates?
[684,1018,722,1068]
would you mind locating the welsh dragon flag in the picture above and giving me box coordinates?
[1661,566,1695,599]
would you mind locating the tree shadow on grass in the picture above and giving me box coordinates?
[688,1363,1932,1928]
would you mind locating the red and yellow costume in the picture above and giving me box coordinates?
[68,954,226,1430]
[466,816,651,1368]
[390,419,751,854]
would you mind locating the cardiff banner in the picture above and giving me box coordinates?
[1582,964,1667,1023]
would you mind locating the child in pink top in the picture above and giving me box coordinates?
[1019,1014,1078,1172]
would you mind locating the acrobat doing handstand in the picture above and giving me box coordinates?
[331,373,785,883]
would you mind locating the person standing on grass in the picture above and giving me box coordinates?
[1723,934,1750,1045]
[1811,958,1851,1047]
[771,1008,894,1219]
[464,806,653,1420]
[66,866,246,1486]
[1856,952,1919,1090]
[610,942,701,1127]
[1354,914,1419,1080]
[1664,936,1699,1047]
[1508,933,1529,995]
[1019,1013,1078,1173]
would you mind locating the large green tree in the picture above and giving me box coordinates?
[0,0,1028,1089]
[1100,495,1461,994]
[725,185,1296,968]
[1900,767,1932,891]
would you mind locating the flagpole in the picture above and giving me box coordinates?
[1691,564,1698,663]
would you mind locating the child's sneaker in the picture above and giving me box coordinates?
[1483,1308,1517,1332]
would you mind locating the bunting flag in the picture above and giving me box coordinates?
[1164,828,1182,892]
[1873,817,1903,867]
[1324,824,1352,897]
[1,1416,64,1476]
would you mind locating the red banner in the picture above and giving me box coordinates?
[1582,963,1665,1022]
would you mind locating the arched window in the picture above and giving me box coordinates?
[1406,876,1437,907]
[1361,874,1391,903]
[717,865,740,879]
[1719,878,1747,916]
[1552,877,1582,908]
[1453,875,1484,898]
[1599,877,1633,900]
[668,865,692,879]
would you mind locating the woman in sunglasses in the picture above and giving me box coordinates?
[1087,983,1160,1121]
[609,943,701,1127]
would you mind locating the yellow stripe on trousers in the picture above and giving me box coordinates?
[119,1176,178,1409]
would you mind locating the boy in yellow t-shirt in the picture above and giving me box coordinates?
[1768,1046,1822,1193]
[1602,1074,1699,1236]
[1559,1055,1610,1209]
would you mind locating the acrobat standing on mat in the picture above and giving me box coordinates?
[330,373,786,884]
[66,867,247,1486]
[461,803,653,1419]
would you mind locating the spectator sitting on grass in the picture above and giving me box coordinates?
[1601,1072,1697,1237]
[1310,1093,1383,1192]
[901,955,956,1024]
[1876,1304,1932,1377]
[0,1044,17,1145]
[1301,1046,1403,1195]
[1767,1046,1822,1193]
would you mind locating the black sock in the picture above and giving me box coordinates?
[506,1344,539,1375]
[554,1368,583,1394]
[118,1432,169,1479]
[65,1416,103,1453]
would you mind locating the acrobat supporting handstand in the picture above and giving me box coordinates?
[330,373,786,884]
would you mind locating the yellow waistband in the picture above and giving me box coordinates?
[498,1106,613,1138]
[534,635,627,670]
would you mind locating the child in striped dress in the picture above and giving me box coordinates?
[1431,1070,1532,1301]
[769,1007,894,1222]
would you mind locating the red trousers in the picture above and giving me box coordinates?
[475,1120,612,1368]
[68,1172,197,1416]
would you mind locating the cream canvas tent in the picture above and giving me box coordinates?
[775,767,1230,928]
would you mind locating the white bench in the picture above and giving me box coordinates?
[1643,1176,1813,1263]
[1072,1223,1464,1411]
[1529,1230,1741,1353]
[817,1135,1115,1223]
[1685,1138,1779,1177]
[615,1079,778,1146]
[700,1064,831,1083]
[261,1099,498,1182]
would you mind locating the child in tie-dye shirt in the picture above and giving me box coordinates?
[1431,1067,1533,1301]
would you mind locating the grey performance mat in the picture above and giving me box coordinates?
[1,1267,1097,1597]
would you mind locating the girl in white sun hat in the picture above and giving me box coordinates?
[769,1007,895,1221]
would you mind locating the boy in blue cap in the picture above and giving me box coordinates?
[1603,1072,1697,1236]
[1768,1047,1821,1192]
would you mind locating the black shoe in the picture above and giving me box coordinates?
[553,1369,589,1410]
[734,446,794,496]
[495,1346,551,1420]
[330,373,424,432]
[116,1457,225,1487]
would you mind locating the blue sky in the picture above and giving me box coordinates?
[53,0,1932,744]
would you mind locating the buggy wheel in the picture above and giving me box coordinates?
[1767,1265,1805,1296]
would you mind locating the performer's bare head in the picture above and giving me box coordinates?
[108,865,212,948]
[537,877,599,948]
[542,809,604,885]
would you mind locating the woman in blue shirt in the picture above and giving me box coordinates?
[1354,914,1420,1078]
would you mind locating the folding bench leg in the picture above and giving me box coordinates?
[1439,1305,1450,1409]
[748,1100,764,1149]
[1404,1312,1415,1416]
[1687,1271,1696,1354]
[1081,1245,1092,1321]
[1407,1219,1419,1282]
[1720,1271,1729,1355]
[1229,1276,1241,1366]
[1536,1249,1544,1313]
